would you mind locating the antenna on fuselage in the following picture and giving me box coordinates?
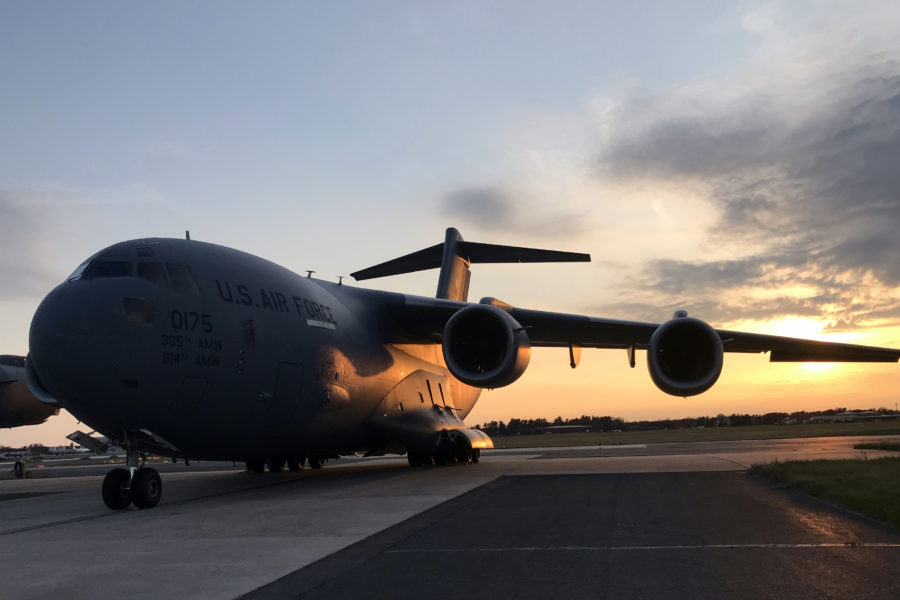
[305,270,315,278]
[185,230,191,240]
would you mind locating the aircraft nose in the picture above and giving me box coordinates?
[29,280,134,405]
[28,284,90,403]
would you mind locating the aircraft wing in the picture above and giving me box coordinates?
[391,296,900,363]
[0,355,27,383]
[0,355,60,427]
[509,307,900,362]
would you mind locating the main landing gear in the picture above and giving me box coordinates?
[101,437,162,510]
[246,456,320,473]
[407,444,480,467]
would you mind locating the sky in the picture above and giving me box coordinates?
[2,1,899,446]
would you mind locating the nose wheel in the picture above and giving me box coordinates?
[101,433,164,509]
[131,467,163,508]
[101,466,163,510]
[101,468,132,509]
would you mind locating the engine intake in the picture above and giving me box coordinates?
[647,317,723,396]
[442,305,531,388]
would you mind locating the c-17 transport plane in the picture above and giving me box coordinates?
[0,355,58,427]
[6,227,899,509]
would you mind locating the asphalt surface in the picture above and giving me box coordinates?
[243,471,900,600]
[1,436,898,599]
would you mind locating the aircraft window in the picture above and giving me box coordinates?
[137,262,168,288]
[123,298,155,327]
[67,258,94,281]
[82,260,132,279]
[166,263,202,296]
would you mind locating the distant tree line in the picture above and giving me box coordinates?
[474,407,899,436]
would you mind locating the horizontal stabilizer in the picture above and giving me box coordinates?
[351,243,444,281]
[457,241,590,265]
[351,233,590,282]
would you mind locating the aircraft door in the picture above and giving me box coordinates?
[262,362,304,431]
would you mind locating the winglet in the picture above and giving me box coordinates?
[351,227,591,302]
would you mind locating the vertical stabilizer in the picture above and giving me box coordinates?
[435,228,471,301]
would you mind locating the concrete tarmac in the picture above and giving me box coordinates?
[1,436,898,599]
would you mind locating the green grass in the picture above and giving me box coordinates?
[488,421,900,449]
[853,442,900,452]
[752,458,900,529]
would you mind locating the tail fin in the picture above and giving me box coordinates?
[350,227,590,302]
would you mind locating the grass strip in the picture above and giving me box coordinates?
[752,457,900,529]
[489,421,900,448]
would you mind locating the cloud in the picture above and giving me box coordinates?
[440,185,589,238]
[0,184,171,302]
[588,6,900,329]
[0,190,63,299]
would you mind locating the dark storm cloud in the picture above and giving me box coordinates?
[594,57,900,326]
[440,185,588,238]
[442,187,509,223]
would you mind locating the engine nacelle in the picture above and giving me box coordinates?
[647,317,724,397]
[442,304,531,388]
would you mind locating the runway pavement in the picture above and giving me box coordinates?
[1,436,898,599]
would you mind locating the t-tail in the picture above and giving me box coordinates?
[350,227,591,301]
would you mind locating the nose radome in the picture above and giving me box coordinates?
[28,282,99,406]
[28,284,83,403]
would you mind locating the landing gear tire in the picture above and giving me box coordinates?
[472,449,480,464]
[246,460,266,473]
[307,456,324,469]
[407,451,425,467]
[286,458,304,471]
[434,446,454,466]
[131,467,162,509]
[455,443,473,465]
[267,457,286,473]
[102,468,132,510]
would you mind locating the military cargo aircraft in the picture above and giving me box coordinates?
[9,227,900,509]
[1,355,58,427]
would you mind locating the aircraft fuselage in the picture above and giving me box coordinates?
[27,238,480,461]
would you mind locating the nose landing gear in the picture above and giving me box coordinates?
[101,465,163,510]
[100,433,163,510]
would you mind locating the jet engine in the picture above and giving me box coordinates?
[442,304,531,388]
[647,317,724,397]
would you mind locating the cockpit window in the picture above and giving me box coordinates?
[137,262,168,288]
[82,260,133,280]
[166,263,202,296]
[67,258,94,281]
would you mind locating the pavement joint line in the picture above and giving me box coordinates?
[386,542,900,553]
[0,510,126,536]
[710,454,752,469]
